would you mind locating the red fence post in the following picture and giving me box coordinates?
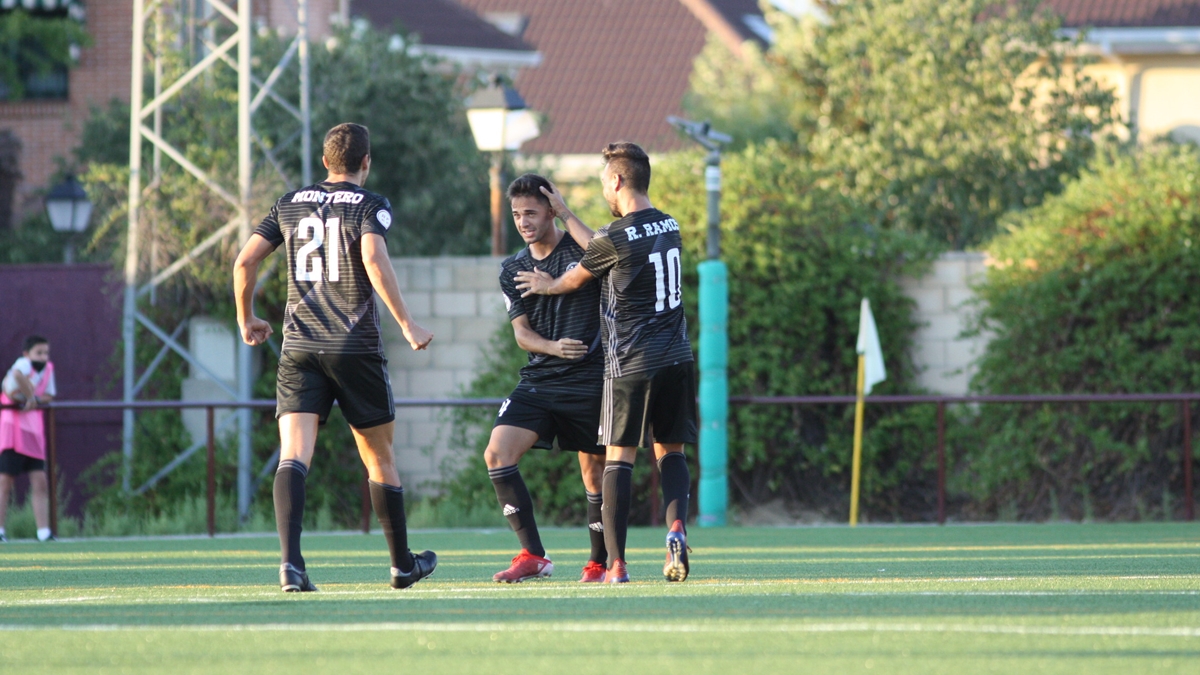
[206,406,216,537]
[360,469,371,534]
[936,401,946,525]
[1184,400,1194,522]
[46,407,58,536]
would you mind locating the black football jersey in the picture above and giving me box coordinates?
[499,234,603,393]
[254,181,393,355]
[580,208,694,378]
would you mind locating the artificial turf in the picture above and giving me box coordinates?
[1,523,1198,674]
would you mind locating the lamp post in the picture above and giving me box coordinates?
[466,77,540,256]
[45,174,93,263]
[668,116,731,527]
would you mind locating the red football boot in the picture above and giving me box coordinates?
[579,561,606,583]
[493,549,554,583]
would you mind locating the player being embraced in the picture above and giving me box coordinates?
[490,173,609,583]
[516,142,696,583]
[233,123,436,592]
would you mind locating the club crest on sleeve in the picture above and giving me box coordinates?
[377,210,392,229]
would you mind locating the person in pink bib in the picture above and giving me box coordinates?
[0,335,56,542]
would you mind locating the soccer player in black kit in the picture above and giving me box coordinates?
[489,173,608,583]
[233,123,437,592]
[516,142,697,583]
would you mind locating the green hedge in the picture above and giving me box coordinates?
[959,143,1200,520]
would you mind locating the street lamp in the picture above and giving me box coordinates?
[466,77,540,256]
[45,174,93,263]
[667,116,731,527]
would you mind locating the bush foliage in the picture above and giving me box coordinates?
[961,144,1200,520]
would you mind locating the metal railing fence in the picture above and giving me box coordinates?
[11,392,1197,536]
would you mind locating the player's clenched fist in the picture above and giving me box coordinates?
[240,317,274,346]
[402,322,434,351]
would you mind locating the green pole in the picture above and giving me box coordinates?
[698,259,728,526]
[698,152,727,527]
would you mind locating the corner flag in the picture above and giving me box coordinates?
[849,298,885,526]
[856,298,887,394]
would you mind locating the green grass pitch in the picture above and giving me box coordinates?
[1,523,1198,674]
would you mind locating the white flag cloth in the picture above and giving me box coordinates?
[856,298,887,395]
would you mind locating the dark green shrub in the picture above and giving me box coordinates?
[961,143,1200,520]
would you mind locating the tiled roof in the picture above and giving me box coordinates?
[457,0,726,154]
[1044,0,1200,27]
[351,0,535,52]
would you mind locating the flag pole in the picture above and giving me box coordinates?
[849,353,866,526]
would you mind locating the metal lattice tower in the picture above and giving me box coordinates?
[124,0,313,519]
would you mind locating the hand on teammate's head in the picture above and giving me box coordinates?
[539,181,569,219]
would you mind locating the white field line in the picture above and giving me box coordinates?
[1,622,1199,638]
[2,588,1197,607]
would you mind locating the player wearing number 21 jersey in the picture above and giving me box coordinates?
[516,141,697,585]
[234,123,436,594]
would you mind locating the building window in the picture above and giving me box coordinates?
[0,1,87,102]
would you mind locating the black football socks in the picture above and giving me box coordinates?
[273,459,308,570]
[586,490,607,565]
[369,480,416,573]
[488,465,545,558]
[658,452,691,529]
[601,461,634,566]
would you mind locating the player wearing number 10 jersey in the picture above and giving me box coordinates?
[516,142,697,584]
[234,123,437,593]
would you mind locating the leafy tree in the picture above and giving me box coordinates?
[961,143,1200,520]
[256,26,491,256]
[686,0,1120,248]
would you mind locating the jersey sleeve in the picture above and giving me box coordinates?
[580,231,619,279]
[253,202,284,247]
[498,263,527,320]
[363,198,393,238]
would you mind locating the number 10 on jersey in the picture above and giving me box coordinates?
[295,216,340,282]
[649,247,682,312]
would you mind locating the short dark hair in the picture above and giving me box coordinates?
[602,141,651,194]
[323,123,370,174]
[23,335,48,352]
[506,173,552,207]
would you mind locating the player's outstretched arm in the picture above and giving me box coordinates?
[510,315,587,360]
[514,264,595,298]
[362,233,433,351]
[540,181,595,249]
[233,234,277,346]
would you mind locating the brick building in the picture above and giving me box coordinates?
[0,0,347,223]
[0,1,131,220]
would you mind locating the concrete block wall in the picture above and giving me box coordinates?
[900,252,989,396]
[381,256,509,491]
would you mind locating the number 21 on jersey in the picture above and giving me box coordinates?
[295,216,340,282]
[648,247,682,312]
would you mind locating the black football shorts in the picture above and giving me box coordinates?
[600,362,698,447]
[493,383,605,455]
[0,449,45,476]
[276,350,395,429]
